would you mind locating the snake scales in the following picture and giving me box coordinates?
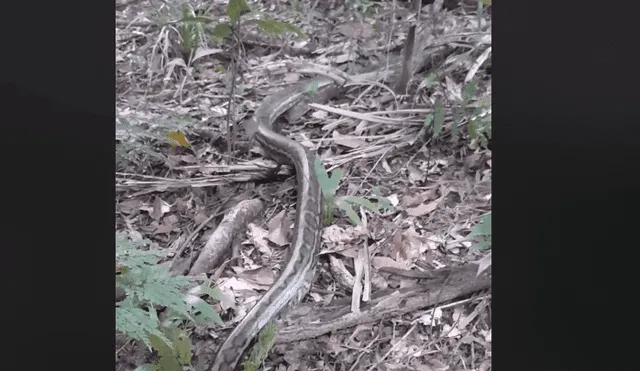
[206,79,339,371]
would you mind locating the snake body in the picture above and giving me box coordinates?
[207,80,333,371]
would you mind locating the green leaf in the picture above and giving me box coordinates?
[424,73,438,88]
[470,239,491,252]
[372,186,392,211]
[148,332,175,359]
[212,23,232,39]
[424,113,434,128]
[343,195,378,212]
[227,0,251,23]
[197,282,224,300]
[154,352,182,371]
[468,117,478,140]
[338,201,361,225]
[179,16,209,25]
[470,213,492,237]
[189,296,223,325]
[248,19,306,39]
[172,329,192,364]
[315,159,341,197]
[463,81,477,103]
[433,99,444,137]
[305,79,319,95]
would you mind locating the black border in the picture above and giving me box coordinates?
[498,1,639,370]
[1,1,114,369]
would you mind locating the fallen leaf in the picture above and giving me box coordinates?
[284,73,300,84]
[237,266,276,287]
[417,307,443,327]
[154,223,173,235]
[150,197,171,221]
[333,131,367,148]
[476,251,492,276]
[336,22,375,39]
[247,224,271,255]
[162,214,179,227]
[401,188,438,208]
[193,212,209,226]
[386,193,400,207]
[407,164,424,183]
[181,154,198,163]
[311,110,328,119]
[168,131,190,148]
[406,199,440,217]
[334,53,353,64]
[445,76,462,102]
[267,210,289,246]
[371,256,410,270]
[118,199,141,214]
[175,198,191,213]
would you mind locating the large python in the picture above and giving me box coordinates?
[206,79,338,370]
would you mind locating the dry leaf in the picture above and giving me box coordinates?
[336,22,375,39]
[334,53,352,64]
[154,223,173,235]
[386,193,400,207]
[193,212,209,225]
[181,154,198,163]
[163,214,178,227]
[237,266,276,287]
[402,193,425,208]
[371,256,410,270]
[118,199,141,214]
[175,198,191,213]
[150,197,170,221]
[247,224,271,255]
[267,210,289,246]
[406,199,440,217]
[332,131,367,148]
[284,73,300,84]
[476,251,492,276]
[407,164,424,183]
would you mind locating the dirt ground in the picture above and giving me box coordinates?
[116,1,491,370]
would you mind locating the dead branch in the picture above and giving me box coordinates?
[189,199,264,276]
[275,263,490,343]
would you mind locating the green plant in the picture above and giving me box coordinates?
[116,232,222,371]
[242,321,278,371]
[211,0,306,42]
[423,77,492,148]
[174,3,211,62]
[469,212,491,251]
[314,160,392,226]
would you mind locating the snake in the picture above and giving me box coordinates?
[206,79,337,370]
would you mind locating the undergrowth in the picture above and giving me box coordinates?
[424,77,492,148]
[116,232,222,371]
[315,159,392,226]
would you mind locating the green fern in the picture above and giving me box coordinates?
[116,232,222,370]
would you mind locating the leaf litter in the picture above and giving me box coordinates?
[116,1,491,370]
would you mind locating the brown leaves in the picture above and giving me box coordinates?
[403,187,448,217]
